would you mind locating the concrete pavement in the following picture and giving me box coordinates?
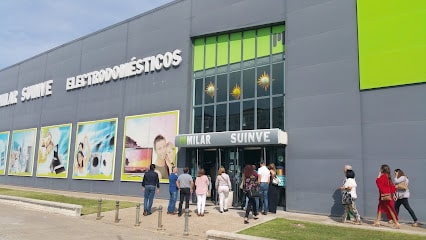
[0,184,425,239]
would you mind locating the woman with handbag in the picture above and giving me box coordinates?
[267,163,280,214]
[215,166,232,213]
[393,169,419,227]
[374,164,400,228]
[243,164,259,224]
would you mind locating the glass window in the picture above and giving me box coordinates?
[194,78,203,105]
[229,102,240,131]
[204,76,215,104]
[216,104,227,132]
[272,62,284,95]
[272,96,284,130]
[257,65,270,97]
[243,100,254,130]
[243,68,255,99]
[257,98,270,129]
[204,105,214,133]
[229,71,241,101]
[193,107,202,133]
[217,74,227,102]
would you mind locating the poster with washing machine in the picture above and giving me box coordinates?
[121,110,179,182]
[8,128,37,176]
[0,131,10,175]
[36,124,72,178]
[72,118,117,180]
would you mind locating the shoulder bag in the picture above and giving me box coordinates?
[341,191,352,205]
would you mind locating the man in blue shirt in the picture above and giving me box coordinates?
[167,166,179,214]
[142,164,160,216]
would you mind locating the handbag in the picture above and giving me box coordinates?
[396,181,408,191]
[341,191,352,205]
[380,193,391,201]
[248,187,260,198]
[272,176,280,185]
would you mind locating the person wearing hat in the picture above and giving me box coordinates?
[142,164,160,216]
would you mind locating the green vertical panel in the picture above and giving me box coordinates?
[193,38,205,71]
[257,27,270,58]
[217,34,229,67]
[205,36,216,69]
[243,30,256,61]
[272,25,285,54]
[230,32,242,64]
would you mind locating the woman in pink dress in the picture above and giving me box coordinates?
[195,168,209,216]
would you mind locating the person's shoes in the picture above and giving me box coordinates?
[388,220,394,224]
[178,213,182,217]
[412,222,419,227]
[244,218,249,224]
[197,213,201,217]
[224,209,228,212]
[262,212,267,215]
[201,213,204,217]
[353,221,362,225]
[143,211,147,216]
[254,216,259,220]
[373,221,380,227]
[341,219,347,223]
[219,210,223,213]
[147,212,152,215]
[392,224,400,229]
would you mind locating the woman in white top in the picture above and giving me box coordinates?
[393,169,419,227]
[215,166,232,213]
[340,169,361,224]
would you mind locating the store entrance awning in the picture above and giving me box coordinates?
[175,129,287,148]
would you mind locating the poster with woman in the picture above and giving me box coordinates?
[121,110,179,182]
[72,118,117,181]
[8,128,37,176]
[36,124,72,178]
[0,131,10,175]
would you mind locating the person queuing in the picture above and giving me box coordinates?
[242,165,259,224]
[176,167,194,217]
[258,161,270,215]
[215,166,232,213]
[167,166,179,215]
[195,168,209,216]
[141,164,160,216]
[340,169,362,225]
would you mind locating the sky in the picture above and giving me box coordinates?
[0,0,173,70]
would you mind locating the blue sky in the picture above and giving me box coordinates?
[0,0,173,70]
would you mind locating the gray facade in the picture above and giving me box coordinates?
[0,0,424,222]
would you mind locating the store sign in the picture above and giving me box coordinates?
[66,49,182,91]
[0,80,53,108]
[175,129,288,147]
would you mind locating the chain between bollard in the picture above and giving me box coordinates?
[157,205,163,230]
[183,208,189,236]
[96,198,103,220]
[135,203,141,226]
[114,200,120,223]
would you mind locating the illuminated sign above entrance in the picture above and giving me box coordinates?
[175,129,288,148]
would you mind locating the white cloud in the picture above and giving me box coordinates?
[0,0,173,70]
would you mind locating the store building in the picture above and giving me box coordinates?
[0,0,424,222]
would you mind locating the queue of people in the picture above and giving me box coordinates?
[340,164,420,229]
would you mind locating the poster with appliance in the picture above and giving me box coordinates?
[72,118,117,180]
[36,124,72,178]
[0,131,10,175]
[121,110,179,182]
[8,128,37,176]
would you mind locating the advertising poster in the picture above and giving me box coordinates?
[72,118,117,181]
[8,128,37,176]
[36,124,72,178]
[0,131,10,175]
[121,110,179,182]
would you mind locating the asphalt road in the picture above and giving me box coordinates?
[0,203,177,240]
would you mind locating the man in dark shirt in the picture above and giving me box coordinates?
[142,164,160,215]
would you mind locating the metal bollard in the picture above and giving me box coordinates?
[157,205,163,230]
[183,208,189,236]
[114,200,120,223]
[135,203,141,226]
[96,198,103,220]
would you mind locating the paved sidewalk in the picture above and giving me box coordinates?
[0,184,425,239]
